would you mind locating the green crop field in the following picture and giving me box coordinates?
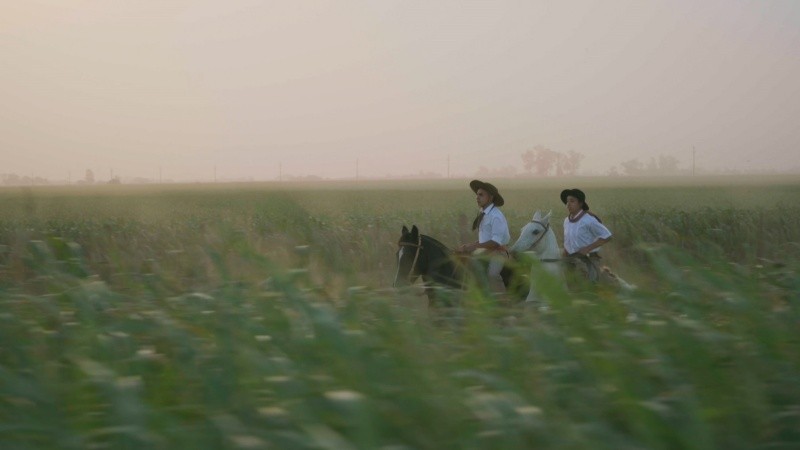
[1,176,798,449]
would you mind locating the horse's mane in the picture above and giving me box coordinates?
[421,234,452,255]
[419,233,462,287]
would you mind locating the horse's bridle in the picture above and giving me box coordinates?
[528,220,550,250]
[527,220,563,263]
[398,234,423,280]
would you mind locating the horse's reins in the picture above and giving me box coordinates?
[398,234,423,280]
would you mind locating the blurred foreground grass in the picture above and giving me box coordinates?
[1,177,799,449]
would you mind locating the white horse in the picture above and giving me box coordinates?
[507,210,563,303]
[508,210,635,302]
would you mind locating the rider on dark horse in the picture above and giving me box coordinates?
[458,180,511,294]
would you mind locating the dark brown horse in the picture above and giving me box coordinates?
[393,225,517,305]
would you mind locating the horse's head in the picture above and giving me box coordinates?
[509,210,552,253]
[394,225,423,287]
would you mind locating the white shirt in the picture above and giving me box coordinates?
[563,211,612,255]
[478,204,510,246]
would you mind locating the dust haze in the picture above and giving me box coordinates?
[2,0,799,183]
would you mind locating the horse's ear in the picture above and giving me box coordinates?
[543,210,552,223]
[411,225,419,236]
[402,225,409,235]
[532,210,542,221]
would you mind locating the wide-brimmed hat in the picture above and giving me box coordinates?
[560,188,589,210]
[470,179,504,207]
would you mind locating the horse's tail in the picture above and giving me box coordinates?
[601,266,636,291]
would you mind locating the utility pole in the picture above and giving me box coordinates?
[279,162,282,182]
[214,165,217,183]
[692,146,696,176]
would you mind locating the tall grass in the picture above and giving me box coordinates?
[1,179,798,449]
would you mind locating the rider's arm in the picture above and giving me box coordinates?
[577,236,610,255]
[458,240,500,253]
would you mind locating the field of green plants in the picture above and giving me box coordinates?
[1,176,798,449]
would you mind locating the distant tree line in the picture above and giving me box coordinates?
[1,173,50,186]
[473,145,586,178]
[520,145,585,176]
[607,154,682,176]
[1,169,122,186]
[471,145,692,178]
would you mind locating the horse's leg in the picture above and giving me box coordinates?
[420,278,437,307]
[525,263,540,303]
[526,261,566,305]
[500,264,513,289]
[600,266,636,291]
[544,261,566,290]
[586,257,601,283]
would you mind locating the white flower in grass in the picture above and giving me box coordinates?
[136,347,156,357]
[477,430,503,438]
[264,376,291,384]
[116,376,142,389]
[187,292,214,301]
[324,390,363,402]
[257,406,288,418]
[344,329,365,337]
[515,405,542,416]
[231,435,267,449]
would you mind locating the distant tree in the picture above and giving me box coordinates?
[557,150,585,176]
[520,152,534,173]
[2,173,20,185]
[616,154,682,176]
[607,166,621,177]
[108,176,121,184]
[646,157,659,173]
[521,145,560,176]
[1,173,48,185]
[645,154,682,175]
[620,159,644,176]
[521,146,583,176]
[657,154,680,174]
[84,169,95,184]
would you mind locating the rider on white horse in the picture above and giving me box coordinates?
[560,188,612,283]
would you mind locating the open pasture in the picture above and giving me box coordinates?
[1,176,799,449]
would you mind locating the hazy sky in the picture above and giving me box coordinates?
[3,0,799,181]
